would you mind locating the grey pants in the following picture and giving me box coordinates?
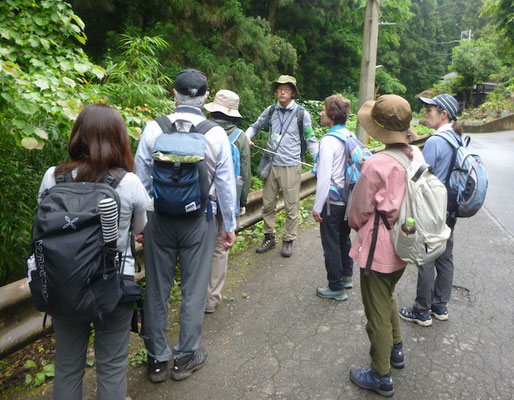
[52,302,133,400]
[415,228,455,312]
[143,211,217,361]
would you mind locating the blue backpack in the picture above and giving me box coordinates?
[228,128,244,213]
[435,131,488,217]
[152,117,216,217]
[313,127,373,203]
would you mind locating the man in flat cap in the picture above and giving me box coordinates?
[246,75,319,257]
[135,69,237,383]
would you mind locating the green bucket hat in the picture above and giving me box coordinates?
[272,75,298,94]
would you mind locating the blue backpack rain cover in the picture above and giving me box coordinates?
[435,131,488,217]
[313,127,373,202]
[228,129,244,213]
[151,117,216,217]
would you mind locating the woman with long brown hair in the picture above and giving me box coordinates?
[38,104,150,400]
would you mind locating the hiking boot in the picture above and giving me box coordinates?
[256,234,276,253]
[281,240,293,257]
[343,276,353,289]
[147,357,168,383]
[205,301,220,314]
[316,286,348,301]
[170,347,209,381]
[390,342,405,369]
[430,304,449,321]
[399,307,432,327]
[350,367,394,397]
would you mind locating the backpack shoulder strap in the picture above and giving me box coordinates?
[381,147,411,170]
[229,128,243,144]
[154,116,175,134]
[297,106,305,135]
[434,130,461,149]
[324,128,349,142]
[56,171,74,184]
[267,105,276,130]
[195,119,218,135]
[103,169,128,189]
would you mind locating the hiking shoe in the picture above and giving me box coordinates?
[147,357,168,383]
[170,347,209,381]
[343,276,353,289]
[399,307,432,327]
[390,342,405,369]
[256,234,276,253]
[281,240,293,257]
[316,286,348,301]
[350,367,394,397]
[430,304,449,321]
[205,301,220,314]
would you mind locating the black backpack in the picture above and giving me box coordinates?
[152,116,217,217]
[28,170,127,324]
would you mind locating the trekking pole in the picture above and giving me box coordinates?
[252,145,314,168]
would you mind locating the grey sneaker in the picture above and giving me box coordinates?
[147,357,168,383]
[343,276,353,289]
[256,234,276,253]
[170,347,209,381]
[316,286,348,301]
[281,240,293,257]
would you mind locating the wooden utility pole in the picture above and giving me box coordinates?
[356,0,380,143]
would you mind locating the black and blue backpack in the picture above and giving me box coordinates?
[152,116,217,217]
[435,130,488,217]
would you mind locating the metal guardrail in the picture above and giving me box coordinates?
[0,137,428,359]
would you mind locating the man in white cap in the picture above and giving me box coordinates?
[203,89,251,313]
[246,75,318,257]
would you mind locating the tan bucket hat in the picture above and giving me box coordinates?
[204,89,242,118]
[357,94,419,144]
[272,75,298,94]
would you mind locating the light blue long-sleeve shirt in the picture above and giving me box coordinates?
[245,100,319,165]
[134,105,236,232]
[422,123,462,185]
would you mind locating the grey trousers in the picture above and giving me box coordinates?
[52,302,133,400]
[414,228,455,312]
[143,211,217,361]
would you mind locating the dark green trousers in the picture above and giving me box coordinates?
[360,267,405,375]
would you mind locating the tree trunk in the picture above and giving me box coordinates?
[268,0,279,34]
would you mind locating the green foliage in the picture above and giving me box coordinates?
[0,0,105,149]
[128,347,148,366]
[451,38,502,107]
[24,362,54,387]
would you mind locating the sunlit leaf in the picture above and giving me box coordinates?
[34,128,48,140]
[62,77,76,88]
[21,137,39,150]
[74,63,89,74]
[91,65,105,79]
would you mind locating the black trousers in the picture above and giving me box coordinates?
[320,203,353,291]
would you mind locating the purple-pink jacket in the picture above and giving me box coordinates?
[348,145,413,274]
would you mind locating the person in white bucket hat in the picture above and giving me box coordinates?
[204,89,251,314]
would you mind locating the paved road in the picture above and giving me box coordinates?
[468,130,514,235]
[21,130,514,400]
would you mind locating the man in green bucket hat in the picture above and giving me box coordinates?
[246,75,319,257]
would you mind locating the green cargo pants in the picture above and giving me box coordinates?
[360,267,405,375]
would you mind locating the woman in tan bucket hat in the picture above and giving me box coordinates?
[347,94,419,397]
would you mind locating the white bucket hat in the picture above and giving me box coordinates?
[204,89,242,118]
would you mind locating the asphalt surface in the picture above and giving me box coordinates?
[20,131,514,400]
[468,130,514,235]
